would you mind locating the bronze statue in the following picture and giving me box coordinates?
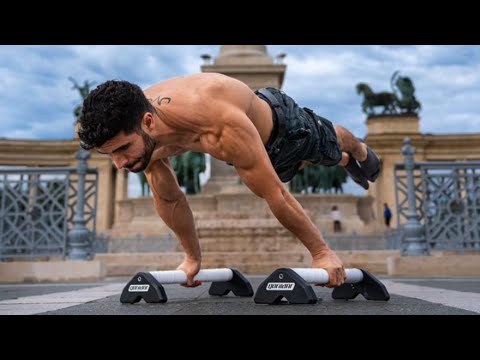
[356,83,397,115]
[69,77,96,121]
[391,71,421,113]
[356,72,421,116]
[138,172,151,196]
[290,165,347,194]
[135,151,207,197]
[171,152,206,194]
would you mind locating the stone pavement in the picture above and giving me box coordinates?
[1,276,480,315]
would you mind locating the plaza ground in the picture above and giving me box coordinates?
[1,275,480,315]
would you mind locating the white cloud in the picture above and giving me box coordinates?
[3,44,477,140]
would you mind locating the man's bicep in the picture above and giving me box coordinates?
[144,158,183,202]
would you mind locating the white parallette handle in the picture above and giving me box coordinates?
[291,268,364,284]
[149,268,233,284]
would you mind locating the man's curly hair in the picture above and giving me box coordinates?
[77,80,154,150]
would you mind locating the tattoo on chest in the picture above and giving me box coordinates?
[148,96,172,106]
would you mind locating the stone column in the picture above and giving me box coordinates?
[68,148,92,260]
[365,114,421,227]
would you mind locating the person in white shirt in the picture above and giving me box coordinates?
[331,205,342,233]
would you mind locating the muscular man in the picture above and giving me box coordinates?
[77,73,381,288]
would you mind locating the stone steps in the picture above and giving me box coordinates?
[197,238,304,252]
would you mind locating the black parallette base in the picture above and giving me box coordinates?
[255,268,390,305]
[120,272,167,304]
[120,268,254,304]
[254,268,319,305]
[208,268,254,297]
[332,269,390,301]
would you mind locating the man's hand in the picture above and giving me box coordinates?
[311,248,346,288]
[176,257,202,287]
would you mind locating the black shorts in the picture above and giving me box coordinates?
[256,87,342,182]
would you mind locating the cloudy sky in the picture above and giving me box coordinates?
[1,45,479,196]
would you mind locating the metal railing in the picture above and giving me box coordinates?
[0,155,98,260]
[394,138,480,254]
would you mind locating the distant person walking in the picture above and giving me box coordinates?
[383,203,392,228]
[331,205,342,233]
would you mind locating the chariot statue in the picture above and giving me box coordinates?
[356,71,421,115]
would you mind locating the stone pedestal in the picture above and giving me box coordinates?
[201,45,286,91]
[108,193,376,253]
[365,114,421,228]
[366,114,420,135]
[200,157,249,194]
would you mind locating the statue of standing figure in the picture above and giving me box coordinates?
[171,152,206,194]
[390,71,422,114]
[69,77,96,121]
[138,172,151,197]
[290,165,348,194]
[138,152,206,196]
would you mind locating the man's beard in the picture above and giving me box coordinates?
[126,131,156,173]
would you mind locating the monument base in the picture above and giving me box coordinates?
[107,192,379,258]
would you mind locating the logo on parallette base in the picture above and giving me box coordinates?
[266,283,295,291]
[129,285,150,292]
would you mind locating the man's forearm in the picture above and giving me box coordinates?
[266,188,330,257]
[155,194,201,260]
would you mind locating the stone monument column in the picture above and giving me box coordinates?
[365,114,423,228]
[200,45,286,194]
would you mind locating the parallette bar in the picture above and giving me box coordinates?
[291,268,364,284]
[149,268,233,284]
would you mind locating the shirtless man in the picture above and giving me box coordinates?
[77,73,380,288]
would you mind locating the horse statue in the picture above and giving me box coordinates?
[391,71,421,114]
[356,83,397,115]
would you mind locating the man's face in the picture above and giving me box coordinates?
[96,129,156,173]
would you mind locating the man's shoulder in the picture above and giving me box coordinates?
[175,72,231,87]
[146,73,231,94]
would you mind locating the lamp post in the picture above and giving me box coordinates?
[68,148,92,260]
[401,137,429,256]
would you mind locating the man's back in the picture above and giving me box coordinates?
[143,73,274,150]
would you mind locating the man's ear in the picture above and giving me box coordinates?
[141,112,154,133]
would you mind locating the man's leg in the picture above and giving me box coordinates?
[299,124,379,190]
[333,125,381,189]
[334,125,367,165]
